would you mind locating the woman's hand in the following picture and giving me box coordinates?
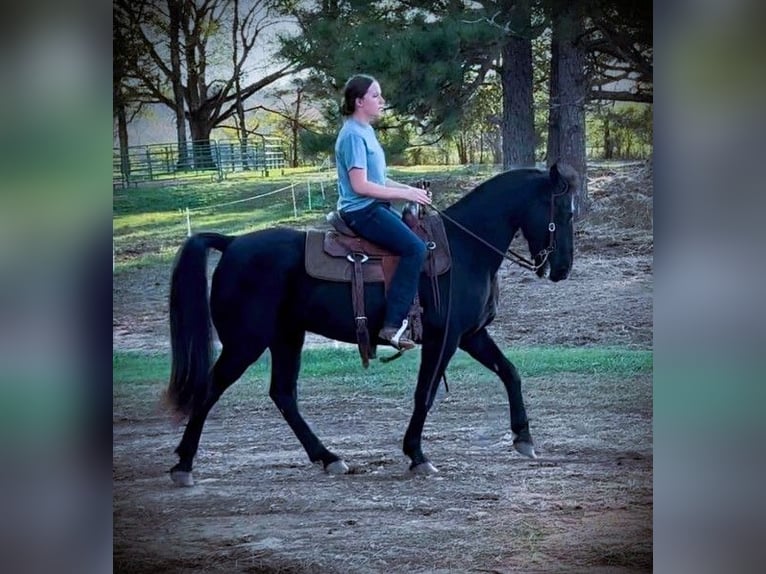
[405,185,432,206]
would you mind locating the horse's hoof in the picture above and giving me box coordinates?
[325,460,350,475]
[514,441,538,459]
[410,461,439,475]
[170,469,194,487]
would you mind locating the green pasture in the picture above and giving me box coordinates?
[114,346,652,402]
[112,165,500,273]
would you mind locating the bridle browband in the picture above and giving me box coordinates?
[426,183,570,273]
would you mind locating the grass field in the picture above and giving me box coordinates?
[114,346,652,402]
[112,164,500,273]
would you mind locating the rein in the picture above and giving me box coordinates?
[426,186,568,273]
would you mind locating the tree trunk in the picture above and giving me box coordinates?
[238,112,250,170]
[490,129,503,164]
[500,0,535,169]
[116,102,130,183]
[234,87,249,170]
[232,0,249,171]
[547,29,560,165]
[292,88,302,168]
[234,85,249,170]
[291,122,299,168]
[456,134,468,164]
[547,1,588,212]
[168,0,190,170]
[189,117,217,170]
[603,114,613,159]
[183,3,206,168]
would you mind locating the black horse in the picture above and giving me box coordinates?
[165,163,579,486]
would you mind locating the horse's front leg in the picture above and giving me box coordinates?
[459,328,537,459]
[402,333,459,474]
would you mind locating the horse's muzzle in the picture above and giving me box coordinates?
[548,268,570,282]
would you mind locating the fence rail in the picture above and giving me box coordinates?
[113,138,286,188]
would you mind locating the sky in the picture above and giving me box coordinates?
[121,3,300,147]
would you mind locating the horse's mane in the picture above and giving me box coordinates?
[445,167,547,215]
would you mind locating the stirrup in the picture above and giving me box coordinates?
[380,320,415,351]
[390,319,409,348]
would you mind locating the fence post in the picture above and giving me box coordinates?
[307,181,312,211]
[185,207,192,237]
[215,141,223,182]
[145,148,153,181]
[291,183,298,218]
[320,180,326,201]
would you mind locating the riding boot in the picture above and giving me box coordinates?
[379,319,416,350]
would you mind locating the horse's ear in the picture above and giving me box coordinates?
[550,161,580,194]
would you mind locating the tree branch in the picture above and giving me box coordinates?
[590,89,653,103]
[213,62,300,125]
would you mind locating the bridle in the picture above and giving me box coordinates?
[425,185,570,273]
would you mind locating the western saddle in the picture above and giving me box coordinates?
[304,183,451,367]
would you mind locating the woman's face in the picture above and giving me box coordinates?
[356,81,385,121]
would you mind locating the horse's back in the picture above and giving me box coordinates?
[210,227,305,306]
[218,226,304,270]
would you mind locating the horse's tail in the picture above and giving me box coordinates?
[165,232,234,419]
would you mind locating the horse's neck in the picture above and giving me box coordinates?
[444,189,523,271]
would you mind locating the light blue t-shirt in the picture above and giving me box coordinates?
[335,118,387,212]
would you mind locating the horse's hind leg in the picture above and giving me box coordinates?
[459,328,536,459]
[269,330,348,474]
[171,344,266,486]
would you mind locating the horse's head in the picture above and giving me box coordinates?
[520,162,579,282]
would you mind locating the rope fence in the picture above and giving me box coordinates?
[113,175,337,272]
[179,177,335,236]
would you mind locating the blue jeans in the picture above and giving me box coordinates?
[341,202,427,328]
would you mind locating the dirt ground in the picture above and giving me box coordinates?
[113,164,653,573]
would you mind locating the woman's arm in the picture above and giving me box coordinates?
[384,177,413,190]
[348,168,431,205]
